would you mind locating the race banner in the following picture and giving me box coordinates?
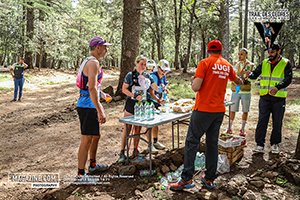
[248,9,290,22]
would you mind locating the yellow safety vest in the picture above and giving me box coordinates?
[260,57,288,98]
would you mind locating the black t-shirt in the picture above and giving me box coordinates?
[13,63,25,79]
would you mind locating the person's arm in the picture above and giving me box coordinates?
[87,60,106,124]
[271,26,275,35]
[247,63,262,80]
[10,65,15,78]
[191,76,203,92]
[233,77,243,85]
[149,76,158,92]
[122,82,143,101]
[24,63,28,69]
[275,61,293,90]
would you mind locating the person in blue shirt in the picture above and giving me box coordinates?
[10,57,28,102]
[262,22,275,49]
[148,59,171,152]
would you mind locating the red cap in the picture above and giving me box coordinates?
[207,40,222,51]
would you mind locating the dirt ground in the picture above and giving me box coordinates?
[0,69,299,200]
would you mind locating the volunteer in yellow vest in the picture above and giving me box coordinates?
[246,43,293,154]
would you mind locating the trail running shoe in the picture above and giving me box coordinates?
[201,178,216,190]
[239,129,246,137]
[170,179,194,191]
[117,153,127,163]
[271,144,280,154]
[88,163,108,173]
[153,141,166,150]
[253,145,264,153]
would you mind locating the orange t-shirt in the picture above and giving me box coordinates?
[193,54,236,112]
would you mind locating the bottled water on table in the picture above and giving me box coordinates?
[134,102,140,120]
[163,92,170,113]
[150,102,155,120]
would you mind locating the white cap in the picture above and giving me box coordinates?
[153,59,171,72]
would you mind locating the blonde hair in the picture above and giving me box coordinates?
[135,55,147,64]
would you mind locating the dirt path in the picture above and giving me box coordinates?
[0,69,299,199]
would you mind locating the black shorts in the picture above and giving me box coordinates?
[77,108,100,136]
[124,98,137,115]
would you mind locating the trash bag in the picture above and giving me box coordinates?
[217,154,230,174]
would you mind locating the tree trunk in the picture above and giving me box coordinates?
[251,25,255,63]
[25,1,34,68]
[173,0,183,70]
[183,0,197,73]
[116,0,142,97]
[295,130,300,160]
[21,1,26,56]
[219,0,230,61]
[151,35,155,59]
[243,0,249,48]
[151,0,162,60]
[202,31,206,59]
[239,0,243,49]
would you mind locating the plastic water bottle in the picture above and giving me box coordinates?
[194,152,206,171]
[163,92,170,113]
[140,102,146,120]
[134,102,140,120]
[140,169,156,177]
[150,102,155,119]
[145,102,151,120]
[160,176,169,187]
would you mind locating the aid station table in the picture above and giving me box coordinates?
[119,101,234,173]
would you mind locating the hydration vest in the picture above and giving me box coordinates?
[76,56,103,90]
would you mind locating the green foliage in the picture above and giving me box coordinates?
[0,74,11,82]
[0,0,299,70]
[167,75,195,100]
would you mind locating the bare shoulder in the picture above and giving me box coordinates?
[86,59,100,70]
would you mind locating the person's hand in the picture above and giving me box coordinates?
[104,93,112,103]
[191,76,195,83]
[160,99,166,105]
[136,95,143,101]
[243,71,251,80]
[269,87,278,96]
[97,110,106,124]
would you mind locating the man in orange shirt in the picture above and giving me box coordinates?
[170,40,243,190]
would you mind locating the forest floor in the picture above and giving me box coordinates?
[0,68,299,200]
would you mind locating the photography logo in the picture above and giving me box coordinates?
[8,173,59,188]
[248,9,290,22]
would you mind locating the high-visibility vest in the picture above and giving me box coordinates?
[260,57,288,98]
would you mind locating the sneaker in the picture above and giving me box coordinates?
[11,99,16,102]
[170,179,194,191]
[153,141,166,150]
[117,153,127,163]
[145,145,159,154]
[226,129,233,134]
[271,144,280,154]
[131,153,146,163]
[201,178,216,190]
[253,145,264,153]
[18,98,21,102]
[88,163,108,173]
[239,129,246,137]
